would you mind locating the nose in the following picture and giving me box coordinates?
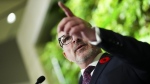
[72,36,81,43]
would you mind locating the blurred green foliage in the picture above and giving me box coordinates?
[40,0,150,84]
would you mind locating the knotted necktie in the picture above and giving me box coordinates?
[82,66,95,84]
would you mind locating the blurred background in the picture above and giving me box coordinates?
[0,0,150,84]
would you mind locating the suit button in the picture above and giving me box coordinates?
[116,42,119,45]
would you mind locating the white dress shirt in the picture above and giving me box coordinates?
[89,27,102,45]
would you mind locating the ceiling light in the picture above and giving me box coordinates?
[7,13,16,24]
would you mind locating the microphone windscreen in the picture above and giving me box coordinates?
[36,76,45,84]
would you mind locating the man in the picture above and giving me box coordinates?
[57,1,150,84]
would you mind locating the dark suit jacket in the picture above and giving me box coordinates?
[79,28,150,84]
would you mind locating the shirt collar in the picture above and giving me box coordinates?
[81,53,103,75]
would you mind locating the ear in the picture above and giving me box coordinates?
[63,52,67,59]
[63,52,72,62]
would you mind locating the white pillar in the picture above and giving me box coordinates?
[16,0,51,84]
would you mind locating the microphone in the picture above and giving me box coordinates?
[35,76,45,84]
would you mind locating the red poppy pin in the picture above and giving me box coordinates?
[99,56,110,64]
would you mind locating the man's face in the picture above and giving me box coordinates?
[58,32,100,64]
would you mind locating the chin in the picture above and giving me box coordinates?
[76,54,91,64]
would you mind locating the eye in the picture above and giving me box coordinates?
[65,36,71,40]
[62,36,71,44]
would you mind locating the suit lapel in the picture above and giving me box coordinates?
[79,75,83,84]
[89,53,111,84]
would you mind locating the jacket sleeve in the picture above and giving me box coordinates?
[97,28,150,71]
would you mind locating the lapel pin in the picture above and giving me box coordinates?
[99,56,110,64]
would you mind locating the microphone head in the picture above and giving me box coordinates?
[36,76,45,84]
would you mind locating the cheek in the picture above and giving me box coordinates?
[63,47,75,61]
[64,46,71,53]
[63,46,71,55]
[63,44,74,55]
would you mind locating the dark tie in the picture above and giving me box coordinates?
[82,66,95,84]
